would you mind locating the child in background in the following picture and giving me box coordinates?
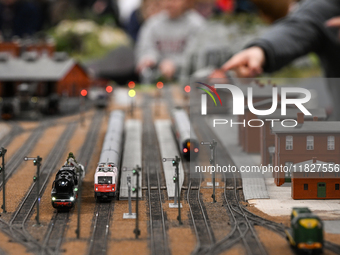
[135,0,205,81]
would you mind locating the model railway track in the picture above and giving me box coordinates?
[223,173,267,255]
[42,212,68,253]
[143,99,170,255]
[187,174,215,255]
[0,123,47,190]
[8,122,76,254]
[192,113,267,255]
[87,201,114,255]
[0,217,44,253]
[43,111,105,254]
[0,122,22,148]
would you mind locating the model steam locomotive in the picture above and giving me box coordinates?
[51,153,84,210]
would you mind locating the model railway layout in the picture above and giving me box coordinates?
[0,84,338,255]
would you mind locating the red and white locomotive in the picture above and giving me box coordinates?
[94,162,118,200]
[94,110,124,200]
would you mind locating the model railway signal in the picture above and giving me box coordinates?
[123,175,136,219]
[201,140,217,203]
[163,156,182,225]
[0,147,7,213]
[24,156,42,225]
[132,165,141,239]
[128,89,136,117]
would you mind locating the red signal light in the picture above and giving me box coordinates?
[106,86,113,93]
[183,148,188,153]
[156,82,164,89]
[81,89,87,97]
[128,81,135,89]
[194,148,199,153]
[184,85,191,93]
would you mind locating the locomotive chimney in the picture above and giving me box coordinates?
[312,157,317,163]
[297,113,304,124]
[313,116,318,121]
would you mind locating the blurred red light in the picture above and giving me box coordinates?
[106,86,113,93]
[128,81,135,89]
[194,148,199,153]
[156,82,164,89]
[183,148,188,153]
[81,89,87,97]
[184,85,191,93]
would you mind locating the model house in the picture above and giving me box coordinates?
[0,39,55,57]
[238,85,278,153]
[291,158,340,199]
[258,109,327,166]
[0,52,91,98]
[271,115,340,186]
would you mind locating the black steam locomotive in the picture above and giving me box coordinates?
[51,165,79,211]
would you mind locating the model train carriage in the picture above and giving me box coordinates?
[94,163,117,200]
[51,166,78,210]
[286,208,323,253]
[171,108,199,161]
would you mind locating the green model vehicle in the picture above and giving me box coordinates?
[286,207,323,254]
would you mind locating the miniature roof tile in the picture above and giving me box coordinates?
[0,54,76,81]
[272,121,340,134]
[257,108,327,120]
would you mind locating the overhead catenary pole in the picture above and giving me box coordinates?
[201,140,217,203]
[76,174,82,238]
[127,176,132,215]
[35,156,42,225]
[133,165,141,239]
[0,147,7,213]
[174,156,182,225]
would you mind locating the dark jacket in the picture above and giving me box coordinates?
[248,0,340,78]
[0,1,40,39]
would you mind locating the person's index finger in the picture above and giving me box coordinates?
[222,56,245,71]
[326,17,340,27]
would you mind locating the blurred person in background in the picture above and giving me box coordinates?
[0,0,40,40]
[222,0,340,120]
[127,0,163,43]
[235,0,257,13]
[136,0,205,81]
[51,0,121,26]
[117,0,141,27]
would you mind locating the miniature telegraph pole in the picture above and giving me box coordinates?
[0,147,7,213]
[163,156,182,225]
[24,156,42,225]
[201,140,217,203]
[123,175,136,219]
[76,174,82,239]
[132,165,141,239]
